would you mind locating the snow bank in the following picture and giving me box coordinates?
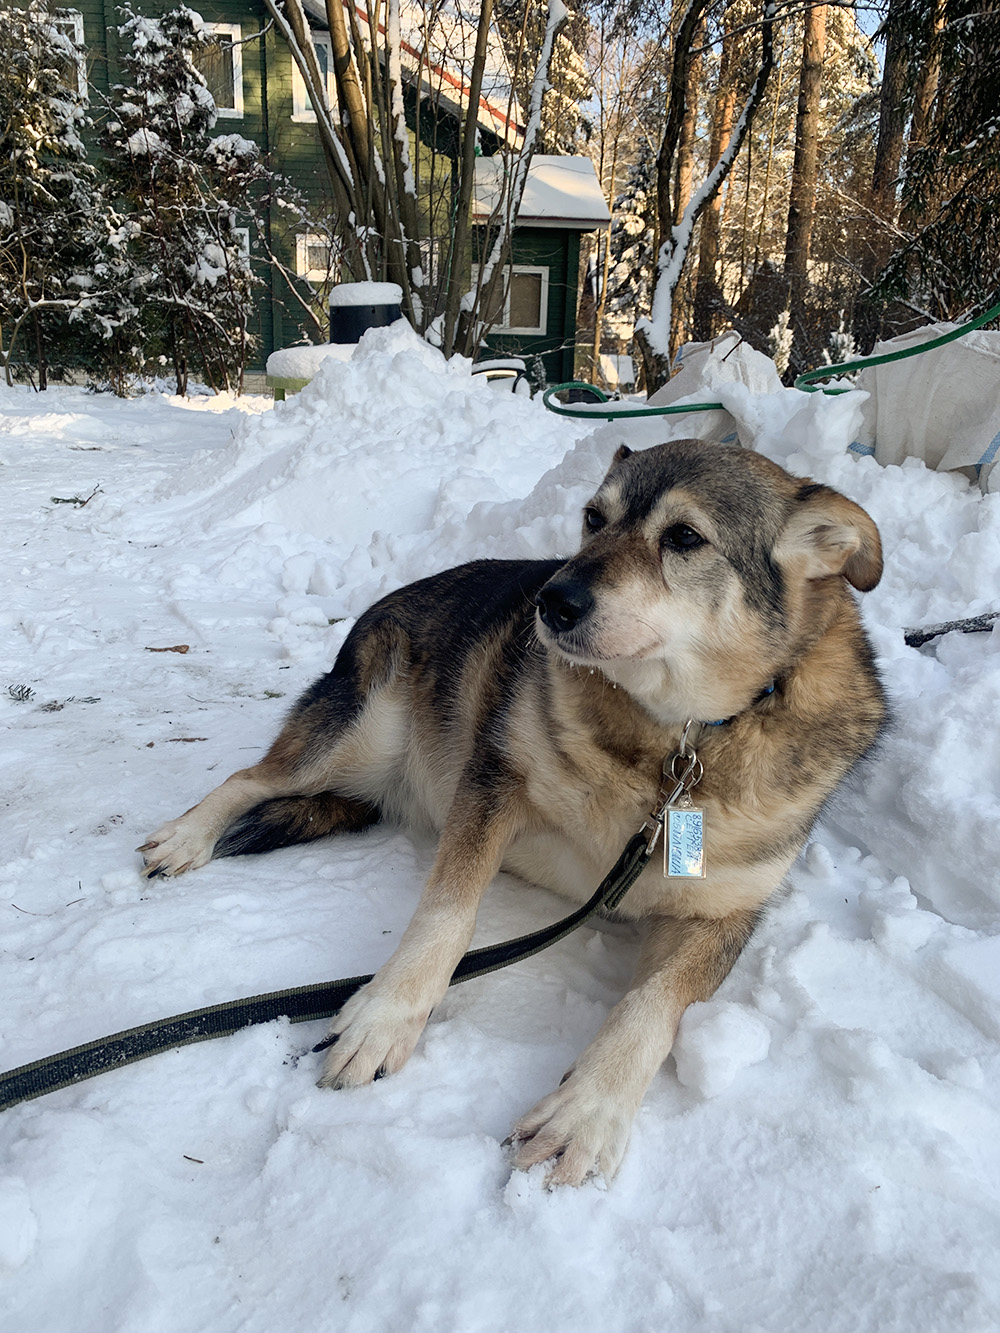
[2,339,1000,1332]
[125,321,586,630]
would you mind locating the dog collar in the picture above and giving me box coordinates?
[702,680,776,727]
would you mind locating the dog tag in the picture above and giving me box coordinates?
[664,795,706,878]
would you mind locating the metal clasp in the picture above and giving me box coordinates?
[642,719,704,856]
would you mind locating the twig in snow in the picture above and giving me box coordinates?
[904,611,999,648]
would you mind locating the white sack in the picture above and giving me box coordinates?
[852,322,1000,493]
[645,331,785,447]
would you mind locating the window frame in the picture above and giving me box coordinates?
[52,10,87,100]
[291,30,335,122]
[199,21,244,120]
[475,263,550,337]
[295,232,334,284]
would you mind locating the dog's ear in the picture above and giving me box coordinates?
[611,444,632,465]
[776,483,883,590]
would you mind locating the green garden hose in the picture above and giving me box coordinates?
[542,300,1000,420]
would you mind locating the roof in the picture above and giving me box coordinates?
[302,0,523,146]
[472,155,611,230]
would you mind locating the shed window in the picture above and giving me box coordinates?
[194,23,243,118]
[296,233,334,283]
[479,265,549,336]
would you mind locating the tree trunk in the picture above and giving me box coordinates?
[900,0,946,232]
[693,7,736,341]
[854,0,913,349]
[671,17,706,351]
[441,0,496,358]
[592,137,619,379]
[783,3,827,329]
[640,0,776,392]
[872,0,910,226]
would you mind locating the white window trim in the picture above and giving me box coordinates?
[232,226,250,256]
[296,233,333,283]
[53,10,87,100]
[475,264,550,336]
[203,22,243,119]
[291,31,335,122]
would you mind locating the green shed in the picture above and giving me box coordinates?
[472,156,611,385]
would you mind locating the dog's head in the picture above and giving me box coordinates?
[534,440,882,722]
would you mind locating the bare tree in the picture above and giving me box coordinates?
[636,0,777,391]
[264,0,566,360]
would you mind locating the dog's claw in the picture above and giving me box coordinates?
[135,841,157,853]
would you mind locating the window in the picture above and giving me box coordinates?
[477,265,550,336]
[292,32,335,121]
[52,10,87,99]
[296,233,334,283]
[193,23,243,118]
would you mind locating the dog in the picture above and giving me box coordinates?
[140,439,886,1185]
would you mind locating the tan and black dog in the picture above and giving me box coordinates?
[141,439,885,1185]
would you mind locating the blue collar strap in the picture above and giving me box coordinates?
[704,680,776,727]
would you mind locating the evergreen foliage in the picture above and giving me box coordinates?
[873,0,1000,319]
[0,1,98,387]
[96,6,267,394]
[497,0,592,153]
[603,136,656,331]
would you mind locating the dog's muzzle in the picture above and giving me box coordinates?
[534,577,594,636]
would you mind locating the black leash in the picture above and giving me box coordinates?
[0,832,653,1113]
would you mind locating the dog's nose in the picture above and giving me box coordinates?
[534,579,594,634]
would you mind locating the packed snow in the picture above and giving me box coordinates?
[1,322,999,1331]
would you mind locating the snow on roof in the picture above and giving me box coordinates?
[302,0,523,146]
[472,155,611,230]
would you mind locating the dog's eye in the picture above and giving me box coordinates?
[663,523,705,552]
[583,507,606,533]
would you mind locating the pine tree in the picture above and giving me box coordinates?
[0,1,98,388]
[603,137,657,338]
[98,7,267,394]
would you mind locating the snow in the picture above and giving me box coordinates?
[326,281,404,309]
[472,155,611,229]
[2,322,1000,1329]
[265,341,355,379]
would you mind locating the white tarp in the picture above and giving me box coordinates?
[645,332,784,446]
[851,322,1000,493]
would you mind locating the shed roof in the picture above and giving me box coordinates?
[472,155,611,230]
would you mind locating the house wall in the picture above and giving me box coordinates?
[71,0,335,371]
[67,3,590,384]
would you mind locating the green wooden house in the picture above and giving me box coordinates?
[62,1,607,381]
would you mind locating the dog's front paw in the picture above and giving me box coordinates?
[317,980,431,1090]
[509,1075,637,1186]
[137,814,215,878]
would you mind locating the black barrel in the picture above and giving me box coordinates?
[329,283,403,344]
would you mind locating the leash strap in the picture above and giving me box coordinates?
[0,833,653,1113]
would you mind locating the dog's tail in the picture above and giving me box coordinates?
[213,792,380,859]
